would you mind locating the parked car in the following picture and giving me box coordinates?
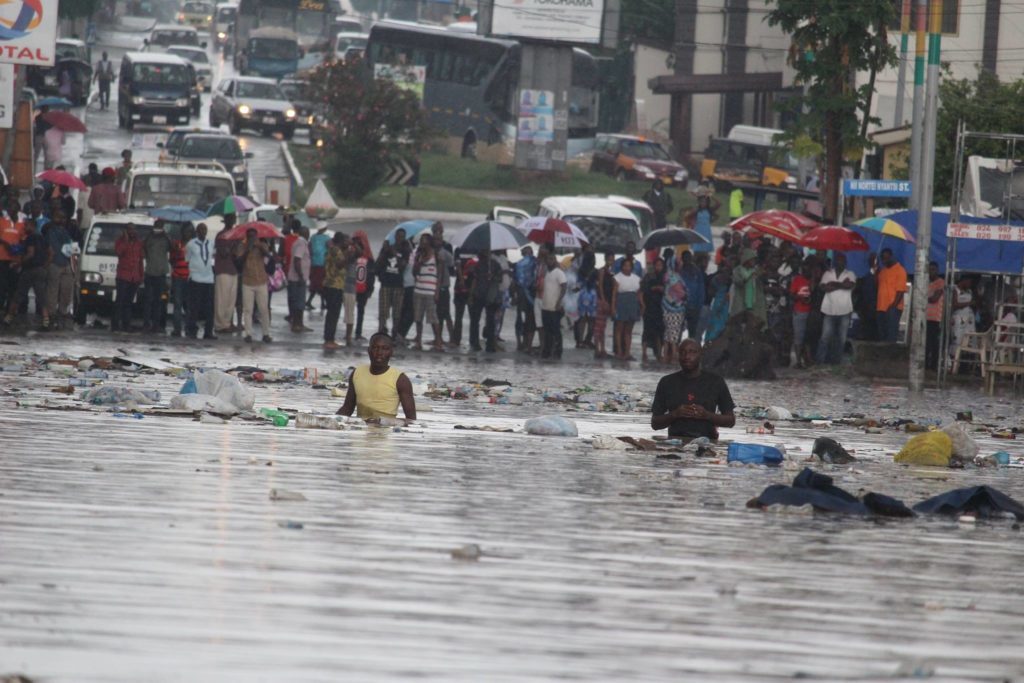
[590,133,689,187]
[25,39,93,105]
[173,132,252,195]
[209,76,297,138]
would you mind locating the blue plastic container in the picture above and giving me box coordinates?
[727,442,784,466]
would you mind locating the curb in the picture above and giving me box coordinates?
[329,208,486,224]
[279,140,303,189]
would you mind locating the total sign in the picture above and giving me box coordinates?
[0,0,58,67]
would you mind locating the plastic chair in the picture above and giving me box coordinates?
[951,328,992,377]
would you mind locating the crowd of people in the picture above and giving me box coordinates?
[2,166,1014,373]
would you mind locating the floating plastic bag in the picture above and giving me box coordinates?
[727,443,784,465]
[894,431,953,467]
[81,386,160,405]
[941,422,979,461]
[169,393,240,415]
[591,434,630,450]
[765,406,793,421]
[193,369,254,411]
[524,416,578,437]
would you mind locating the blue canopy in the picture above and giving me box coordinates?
[845,210,1024,277]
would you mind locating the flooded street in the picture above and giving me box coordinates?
[2,333,1024,681]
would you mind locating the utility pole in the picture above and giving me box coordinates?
[909,0,942,393]
[909,0,926,208]
[893,0,911,127]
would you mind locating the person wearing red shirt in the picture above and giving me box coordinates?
[789,260,813,368]
[0,200,26,313]
[114,223,145,332]
[169,224,192,336]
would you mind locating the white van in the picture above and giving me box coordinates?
[124,160,235,216]
[493,196,643,266]
[77,213,155,319]
[496,197,642,250]
[726,124,784,147]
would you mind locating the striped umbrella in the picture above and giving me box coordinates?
[206,194,257,217]
[853,216,916,243]
[451,221,528,253]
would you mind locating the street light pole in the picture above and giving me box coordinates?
[909,0,942,393]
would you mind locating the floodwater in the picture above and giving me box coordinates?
[2,335,1024,681]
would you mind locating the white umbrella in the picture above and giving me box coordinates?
[450,221,529,253]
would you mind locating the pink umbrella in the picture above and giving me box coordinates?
[37,168,86,191]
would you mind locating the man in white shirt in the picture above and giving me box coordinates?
[185,223,216,340]
[540,252,567,359]
[816,252,856,364]
[287,225,311,333]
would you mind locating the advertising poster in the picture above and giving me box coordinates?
[517,88,553,144]
[492,0,605,45]
[0,0,59,66]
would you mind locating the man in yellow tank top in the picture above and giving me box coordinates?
[337,332,417,421]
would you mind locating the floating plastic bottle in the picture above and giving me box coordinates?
[260,408,290,427]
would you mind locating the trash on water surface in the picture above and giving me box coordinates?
[260,408,290,427]
[812,437,856,464]
[192,370,254,411]
[277,520,304,530]
[727,443,783,466]
[199,413,227,424]
[942,422,979,461]
[523,416,578,437]
[591,434,631,451]
[270,488,307,502]
[912,485,1024,520]
[894,432,953,467]
[170,393,240,416]
[450,544,482,561]
[747,468,915,517]
[82,386,160,405]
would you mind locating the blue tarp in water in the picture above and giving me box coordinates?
[844,210,1024,277]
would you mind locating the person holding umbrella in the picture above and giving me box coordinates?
[469,248,502,352]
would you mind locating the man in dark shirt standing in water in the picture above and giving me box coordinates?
[651,338,736,440]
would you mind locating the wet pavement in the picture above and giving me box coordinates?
[2,331,1024,681]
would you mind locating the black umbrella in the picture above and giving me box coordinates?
[640,227,710,250]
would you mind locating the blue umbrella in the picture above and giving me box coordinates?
[36,96,73,109]
[148,206,207,222]
[385,219,434,245]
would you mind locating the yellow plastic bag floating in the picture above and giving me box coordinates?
[895,431,953,467]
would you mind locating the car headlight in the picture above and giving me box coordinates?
[674,170,687,180]
[232,164,246,174]
[206,15,213,21]
[83,272,102,284]
[635,164,653,176]
[132,96,145,104]
[237,104,251,115]
[175,98,189,107]
[285,108,296,119]
[177,12,184,20]
[217,31,226,39]
[307,114,314,125]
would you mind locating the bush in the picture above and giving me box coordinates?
[304,57,433,200]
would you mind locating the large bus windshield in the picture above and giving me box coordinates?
[250,37,299,60]
[129,174,233,211]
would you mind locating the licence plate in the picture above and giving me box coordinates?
[45,75,56,85]
[152,115,167,124]
[262,116,276,124]
[661,176,673,185]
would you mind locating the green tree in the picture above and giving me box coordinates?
[59,0,101,19]
[620,0,675,45]
[933,70,1024,202]
[304,58,434,200]
[765,0,897,222]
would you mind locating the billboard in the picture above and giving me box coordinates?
[0,0,58,67]
[491,0,604,45]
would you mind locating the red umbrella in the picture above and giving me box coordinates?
[219,221,284,241]
[41,110,87,133]
[800,226,869,252]
[517,216,589,248]
[36,168,86,191]
[730,209,818,233]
